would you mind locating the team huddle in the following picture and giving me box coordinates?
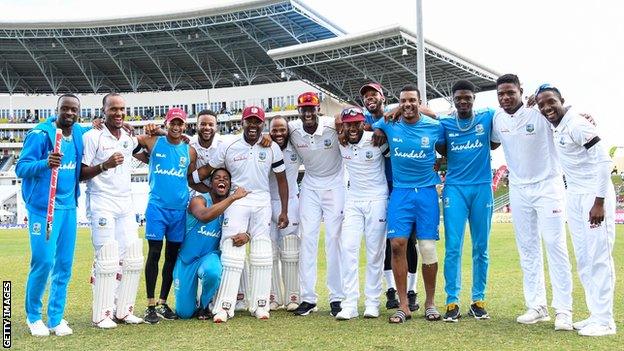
[18,73,617,338]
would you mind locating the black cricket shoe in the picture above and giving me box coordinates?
[468,301,490,320]
[329,301,342,317]
[385,288,399,309]
[443,303,461,322]
[144,306,161,324]
[156,303,178,320]
[293,301,318,316]
[407,290,420,312]
[196,306,212,320]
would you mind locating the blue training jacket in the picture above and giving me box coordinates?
[15,117,88,216]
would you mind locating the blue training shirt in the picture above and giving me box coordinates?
[373,115,444,188]
[178,193,222,264]
[55,136,77,209]
[148,136,190,210]
[439,108,495,186]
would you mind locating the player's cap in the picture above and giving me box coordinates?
[340,106,366,123]
[297,92,320,107]
[534,83,561,97]
[242,106,265,121]
[359,83,384,97]
[165,108,187,123]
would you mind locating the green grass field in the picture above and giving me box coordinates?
[1,223,622,350]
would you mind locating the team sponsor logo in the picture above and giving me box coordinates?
[58,161,76,170]
[233,155,248,162]
[155,153,167,158]
[98,217,107,227]
[475,124,484,135]
[392,137,403,143]
[500,128,510,133]
[290,153,298,162]
[179,156,187,167]
[223,218,229,226]
[444,197,450,208]
[450,139,483,152]
[32,222,41,235]
[296,143,309,148]
[394,148,427,159]
[197,225,219,238]
[421,136,430,148]
[526,124,535,133]
[324,139,332,148]
[153,164,185,178]
[258,151,267,161]
[365,151,373,159]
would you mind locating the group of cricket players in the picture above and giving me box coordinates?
[18,73,617,338]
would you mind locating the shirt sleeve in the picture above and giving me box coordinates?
[436,121,446,145]
[569,116,600,148]
[490,115,501,143]
[372,118,385,131]
[270,142,286,173]
[81,131,97,166]
[208,138,227,168]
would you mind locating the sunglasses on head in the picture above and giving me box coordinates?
[298,95,319,105]
[341,107,362,117]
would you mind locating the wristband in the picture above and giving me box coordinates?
[192,169,201,184]
[99,163,106,172]
[244,232,251,241]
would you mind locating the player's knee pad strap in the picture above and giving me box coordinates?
[419,239,437,265]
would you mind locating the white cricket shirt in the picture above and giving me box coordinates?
[339,131,388,201]
[190,133,230,187]
[82,127,138,200]
[288,116,344,190]
[491,105,561,185]
[269,142,301,200]
[209,135,285,206]
[552,109,611,195]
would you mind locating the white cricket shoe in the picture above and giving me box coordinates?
[235,299,247,312]
[121,314,143,324]
[253,308,270,320]
[27,319,49,337]
[578,323,617,337]
[49,319,73,336]
[554,312,573,331]
[94,317,117,329]
[363,306,380,319]
[213,310,228,323]
[573,318,592,330]
[516,306,551,324]
[269,301,281,311]
[285,302,299,312]
[335,307,358,320]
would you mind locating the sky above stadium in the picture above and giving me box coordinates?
[1,0,623,149]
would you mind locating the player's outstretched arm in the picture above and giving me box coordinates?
[275,170,289,229]
[189,186,250,222]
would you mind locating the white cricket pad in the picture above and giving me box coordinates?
[115,238,143,320]
[281,234,300,306]
[270,240,284,307]
[249,237,273,315]
[236,260,250,311]
[92,240,119,324]
[212,239,246,318]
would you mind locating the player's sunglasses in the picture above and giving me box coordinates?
[298,94,319,105]
[341,107,363,117]
[535,83,561,97]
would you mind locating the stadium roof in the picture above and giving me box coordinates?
[268,25,500,103]
[0,0,343,94]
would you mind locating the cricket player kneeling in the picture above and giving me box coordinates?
[174,168,249,320]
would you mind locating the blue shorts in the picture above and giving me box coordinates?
[387,186,439,240]
[145,202,185,243]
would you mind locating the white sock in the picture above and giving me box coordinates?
[407,272,417,292]
[384,270,396,290]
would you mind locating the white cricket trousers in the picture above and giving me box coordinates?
[567,189,616,326]
[299,185,345,304]
[88,194,138,255]
[340,199,387,310]
[509,178,572,311]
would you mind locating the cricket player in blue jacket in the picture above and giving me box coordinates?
[372,84,445,323]
[174,168,250,319]
[17,94,88,337]
[436,80,495,322]
[135,108,197,324]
